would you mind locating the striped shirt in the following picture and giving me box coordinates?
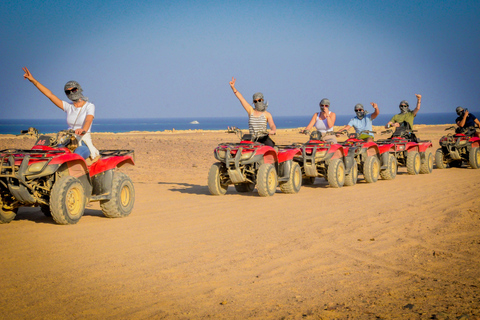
[249,112,268,136]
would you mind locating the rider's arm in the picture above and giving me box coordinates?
[412,94,421,116]
[76,115,94,135]
[371,102,379,120]
[457,110,469,127]
[304,113,318,131]
[341,125,351,132]
[23,67,64,110]
[325,111,336,129]
[229,77,253,115]
[266,112,276,135]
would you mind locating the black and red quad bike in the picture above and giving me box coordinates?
[435,126,480,169]
[208,127,302,197]
[0,129,135,224]
[338,130,397,186]
[376,123,433,175]
[292,131,349,188]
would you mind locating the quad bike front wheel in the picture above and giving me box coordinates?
[208,162,229,195]
[344,161,358,186]
[406,151,421,175]
[0,206,17,224]
[50,175,86,225]
[364,156,380,183]
[435,148,448,169]
[327,158,345,188]
[101,172,135,218]
[257,163,278,197]
[380,153,397,180]
[469,147,480,169]
[279,162,302,194]
[420,152,434,174]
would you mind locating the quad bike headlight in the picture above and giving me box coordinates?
[27,162,48,174]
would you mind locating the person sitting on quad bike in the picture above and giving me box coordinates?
[337,102,380,141]
[385,94,422,130]
[455,107,480,138]
[23,67,99,161]
[229,77,277,147]
[302,98,337,143]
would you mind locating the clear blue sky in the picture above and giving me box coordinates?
[1,0,479,120]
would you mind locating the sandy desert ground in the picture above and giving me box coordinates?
[0,125,479,320]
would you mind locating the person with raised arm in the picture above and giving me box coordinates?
[229,77,276,147]
[23,67,99,160]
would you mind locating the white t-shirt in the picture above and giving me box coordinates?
[63,101,95,132]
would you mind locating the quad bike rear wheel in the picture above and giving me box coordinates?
[327,158,345,188]
[364,155,380,183]
[50,175,86,225]
[279,162,302,194]
[0,206,17,224]
[257,163,277,197]
[234,182,255,193]
[469,147,480,169]
[435,148,447,169]
[344,161,358,186]
[101,172,135,218]
[406,151,421,175]
[380,154,397,180]
[420,152,434,174]
[208,162,229,195]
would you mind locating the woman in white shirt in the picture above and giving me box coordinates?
[303,98,337,143]
[23,67,99,160]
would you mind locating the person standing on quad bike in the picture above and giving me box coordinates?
[385,94,422,129]
[302,98,337,143]
[22,67,99,160]
[337,102,380,141]
[455,107,480,138]
[229,77,277,147]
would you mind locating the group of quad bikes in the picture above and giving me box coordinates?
[0,129,135,224]
[1,123,478,224]
[208,123,480,197]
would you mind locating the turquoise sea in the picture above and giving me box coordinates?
[0,113,467,135]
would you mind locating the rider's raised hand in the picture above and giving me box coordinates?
[415,94,422,101]
[371,102,378,109]
[23,67,35,82]
[229,77,236,91]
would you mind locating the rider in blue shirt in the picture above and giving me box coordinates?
[338,103,380,141]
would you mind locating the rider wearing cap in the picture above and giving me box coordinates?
[385,94,422,130]
[456,107,480,137]
[229,77,277,147]
[338,102,380,141]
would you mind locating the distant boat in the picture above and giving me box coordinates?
[190,120,199,124]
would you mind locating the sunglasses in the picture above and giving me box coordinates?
[355,109,364,112]
[253,99,263,103]
[320,104,329,107]
[65,88,79,94]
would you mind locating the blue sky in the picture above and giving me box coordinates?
[1,0,479,120]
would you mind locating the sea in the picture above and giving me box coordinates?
[0,113,465,135]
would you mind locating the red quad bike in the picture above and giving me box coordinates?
[435,125,480,169]
[293,131,348,188]
[376,123,434,175]
[0,129,135,225]
[337,130,397,185]
[208,127,302,197]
